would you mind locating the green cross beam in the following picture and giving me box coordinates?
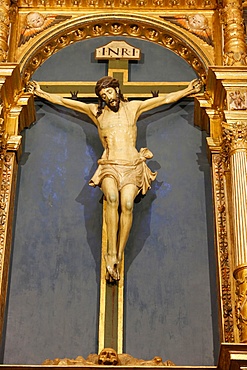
[38,59,190,98]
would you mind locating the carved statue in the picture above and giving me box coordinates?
[28,76,202,282]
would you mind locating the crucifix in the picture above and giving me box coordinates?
[28,40,201,356]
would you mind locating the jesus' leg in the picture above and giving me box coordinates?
[101,177,120,281]
[117,184,139,263]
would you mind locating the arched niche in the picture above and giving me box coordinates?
[2,35,218,366]
[17,14,213,84]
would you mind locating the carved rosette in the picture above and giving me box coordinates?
[0,0,10,62]
[222,0,247,66]
[212,153,234,342]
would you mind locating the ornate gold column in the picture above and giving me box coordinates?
[207,136,235,343]
[222,121,247,343]
[0,64,35,342]
[222,0,247,66]
[222,122,247,266]
[0,0,10,62]
[195,67,247,343]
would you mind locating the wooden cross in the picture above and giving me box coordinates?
[38,41,192,355]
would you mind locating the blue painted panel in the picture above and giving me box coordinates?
[33,37,197,82]
[125,101,217,365]
[3,102,103,364]
[3,37,218,365]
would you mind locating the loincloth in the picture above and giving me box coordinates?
[89,148,157,195]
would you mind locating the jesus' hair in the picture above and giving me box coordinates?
[95,76,127,117]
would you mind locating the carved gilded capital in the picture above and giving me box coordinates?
[222,121,247,155]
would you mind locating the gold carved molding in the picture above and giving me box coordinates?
[0,152,17,340]
[0,64,35,341]
[211,151,235,342]
[0,0,10,63]
[222,121,247,155]
[17,14,213,83]
[196,66,247,343]
[234,266,247,343]
[222,0,247,66]
[16,0,218,9]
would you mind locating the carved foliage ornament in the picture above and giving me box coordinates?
[234,268,247,342]
[223,52,247,66]
[222,121,247,155]
[222,0,247,66]
[17,0,216,8]
[212,154,234,342]
[0,0,10,62]
[22,19,207,83]
[0,153,13,325]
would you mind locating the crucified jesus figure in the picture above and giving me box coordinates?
[28,76,202,282]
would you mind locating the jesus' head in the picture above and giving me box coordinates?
[95,76,126,116]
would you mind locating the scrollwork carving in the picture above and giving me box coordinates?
[212,153,234,342]
[0,151,15,343]
[0,154,13,278]
[0,0,10,62]
[234,267,247,342]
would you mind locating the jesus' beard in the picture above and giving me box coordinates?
[107,97,120,112]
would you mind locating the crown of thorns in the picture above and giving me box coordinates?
[95,76,120,97]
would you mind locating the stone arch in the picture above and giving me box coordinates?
[19,13,213,83]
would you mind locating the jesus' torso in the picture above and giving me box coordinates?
[95,101,140,161]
